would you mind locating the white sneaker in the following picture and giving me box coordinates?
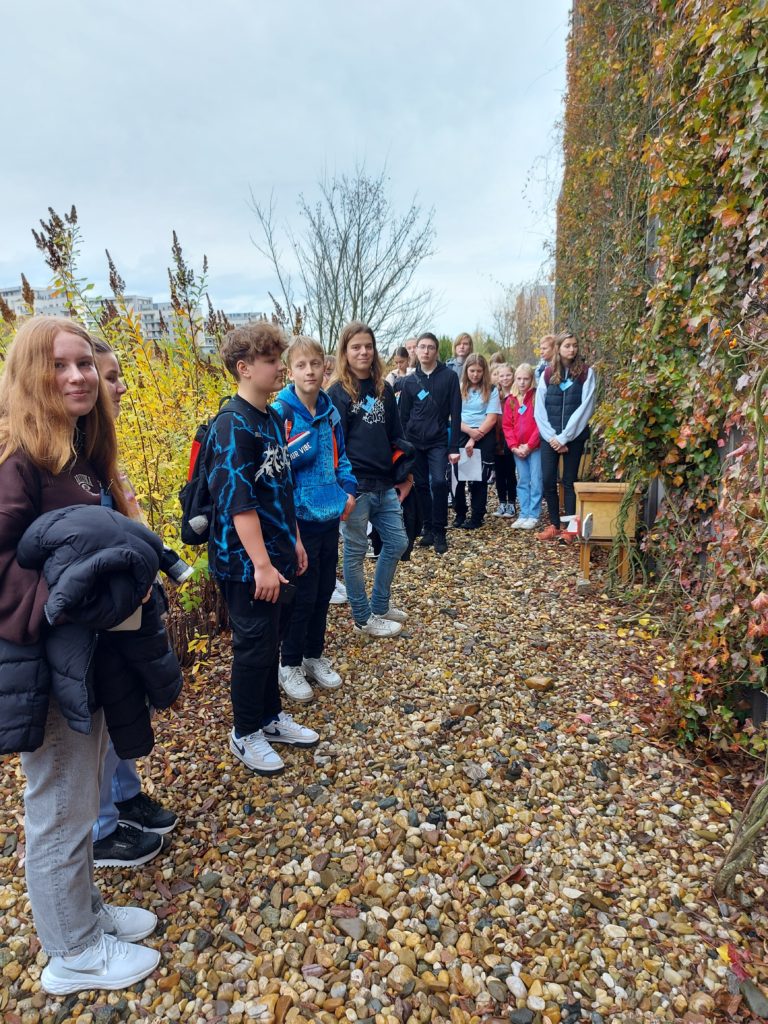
[41,932,160,995]
[229,728,285,775]
[510,517,528,529]
[492,506,505,518]
[354,614,402,637]
[303,656,342,690]
[263,711,320,747]
[329,580,347,605]
[99,904,157,943]
[502,504,516,518]
[522,517,539,529]
[279,664,314,702]
[382,606,408,623]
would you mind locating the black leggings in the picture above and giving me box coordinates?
[494,448,517,505]
[540,435,587,529]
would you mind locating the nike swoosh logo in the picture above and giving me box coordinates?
[62,963,108,975]
[234,741,246,755]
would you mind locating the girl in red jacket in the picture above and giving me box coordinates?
[502,363,542,529]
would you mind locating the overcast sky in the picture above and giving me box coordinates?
[1,1,569,336]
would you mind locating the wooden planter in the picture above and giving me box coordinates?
[573,481,638,581]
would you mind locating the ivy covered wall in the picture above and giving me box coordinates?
[557,0,768,751]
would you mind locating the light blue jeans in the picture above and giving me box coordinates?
[93,742,142,841]
[21,700,109,955]
[514,447,543,520]
[341,488,408,625]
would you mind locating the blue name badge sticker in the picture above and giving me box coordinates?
[362,395,376,412]
[417,388,429,400]
[559,379,574,391]
[518,404,527,414]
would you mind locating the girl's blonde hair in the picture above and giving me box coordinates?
[549,331,587,386]
[453,332,474,356]
[460,353,492,402]
[0,317,128,514]
[511,362,535,399]
[330,321,386,401]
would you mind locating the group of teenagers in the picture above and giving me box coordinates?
[0,316,595,995]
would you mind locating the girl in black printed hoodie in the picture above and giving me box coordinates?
[328,322,412,638]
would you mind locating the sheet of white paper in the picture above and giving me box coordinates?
[457,446,483,482]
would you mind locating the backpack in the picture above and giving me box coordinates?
[178,416,220,545]
[179,396,239,545]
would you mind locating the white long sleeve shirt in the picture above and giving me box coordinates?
[534,367,597,445]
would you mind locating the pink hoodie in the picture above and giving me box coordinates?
[502,388,540,450]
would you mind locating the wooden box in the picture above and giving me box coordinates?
[573,482,637,540]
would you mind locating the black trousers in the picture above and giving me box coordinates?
[219,579,293,736]
[281,520,339,666]
[413,444,449,533]
[540,435,587,529]
[494,447,517,505]
[454,432,495,524]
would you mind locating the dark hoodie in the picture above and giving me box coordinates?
[398,361,462,453]
[327,378,408,492]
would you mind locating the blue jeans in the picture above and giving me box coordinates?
[341,489,407,625]
[514,447,543,520]
[93,743,142,842]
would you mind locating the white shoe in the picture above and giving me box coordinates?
[330,580,347,605]
[354,613,402,637]
[303,656,342,690]
[263,711,320,747]
[522,518,539,529]
[99,904,157,943]
[502,504,516,518]
[510,517,527,529]
[41,933,160,995]
[382,605,408,623]
[229,728,285,775]
[279,664,314,702]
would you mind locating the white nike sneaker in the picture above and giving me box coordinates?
[229,728,285,775]
[510,517,528,529]
[262,712,320,747]
[522,518,539,529]
[99,904,157,943]
[329,580,347,605]
[354,614,402,637]
[382,606,408,623]
[41,932,160,995]
[303,656,342,690]
[279,664,314,702]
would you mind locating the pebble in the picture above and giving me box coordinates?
[0,527,763,1024]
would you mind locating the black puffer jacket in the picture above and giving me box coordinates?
[1,505,182,756]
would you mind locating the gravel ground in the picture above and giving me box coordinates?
[2,516,767,1024]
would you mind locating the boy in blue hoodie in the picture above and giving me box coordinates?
[273,337,357,702]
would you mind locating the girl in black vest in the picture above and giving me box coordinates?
[533,332,597,541]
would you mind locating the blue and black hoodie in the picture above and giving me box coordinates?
[272,384,357,531]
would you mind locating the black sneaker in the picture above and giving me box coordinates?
[115,792,178,835]
[434,532,448,554]
[418,530,435,548]
[93,823,163,868]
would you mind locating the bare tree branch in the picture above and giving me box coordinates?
[249,166,437,351]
